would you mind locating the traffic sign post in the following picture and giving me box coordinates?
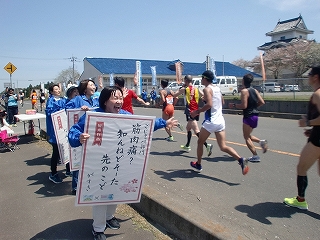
[3,62,17,88]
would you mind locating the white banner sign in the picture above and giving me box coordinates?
[75,112,155,206]
[136,61,141,95]
[66,109,87,171]
[51,109,70,165]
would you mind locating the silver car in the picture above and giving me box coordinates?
[167,82,184,92]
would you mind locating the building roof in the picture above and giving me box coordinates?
[258,37,298,50]
[84,57,261,78]
[266,15,313,36]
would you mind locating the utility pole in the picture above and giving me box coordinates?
[69,56,78,83]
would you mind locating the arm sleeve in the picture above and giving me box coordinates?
[65,98,76,109]
[153,118,166,131]
[131,90,138,99]
[68,114,86,147]
[45,98,56,115]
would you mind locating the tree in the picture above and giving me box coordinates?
[54,67,80,86]
[232,58,252,69]
[250,41,320,78]
[285,41,320,77]
[263,47,287,79]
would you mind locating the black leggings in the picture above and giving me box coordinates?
[50,143,59,175]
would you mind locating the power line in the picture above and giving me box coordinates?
[0,55,66,61]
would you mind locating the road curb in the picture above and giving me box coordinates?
[131,186,223,240]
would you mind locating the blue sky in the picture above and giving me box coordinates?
[1,0,319,88]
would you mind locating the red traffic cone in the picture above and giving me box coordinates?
[28,120,34,135]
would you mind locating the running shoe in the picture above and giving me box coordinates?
[248,155,260,162]
[260,140,268,153]
[206,144,213,157]
[92,229,107,240]
[177,123,184,131]
[180,145,191,151]
[65,171,72,177]
[190,161,202,172]
[166,136,174,141]
[283,197,308,210]
[106,217,120,230]
[238,158,249,175]
[49,173,62,184]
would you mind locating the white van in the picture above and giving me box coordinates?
[215,76,238,95]
[192,76,238,95]
[262,82,281,92]
[191,78,205,91]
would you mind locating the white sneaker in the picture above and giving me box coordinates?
[260,140,268,153]
[248,155,260,162]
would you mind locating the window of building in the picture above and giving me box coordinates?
[280,36,285,40]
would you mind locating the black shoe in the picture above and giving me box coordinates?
[92,229,106,240]
[106,217,120,230]
[71,189,77,195]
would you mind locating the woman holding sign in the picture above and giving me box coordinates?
[68,86,179,240]
[66,78,99,195]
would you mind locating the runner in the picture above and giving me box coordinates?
[189,70,249,175]
[283,66,320,210]
[173,75,213,156]
[39,89,46,112]
[159,79,178,141]
[19,90,24,107]
[230,73,268,162]
[30,89,38,112]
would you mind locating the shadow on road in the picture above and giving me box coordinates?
[30,219,94,240]
[152,168,240,186]
[24,153,51,167]
[235,201,320,224]
[30,218,131,240]
[27,171,73,197]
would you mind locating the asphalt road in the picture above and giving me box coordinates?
[133,106,319,240]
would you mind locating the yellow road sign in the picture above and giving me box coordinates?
[4,62,17,74]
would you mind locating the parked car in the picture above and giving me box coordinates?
[252,85,264,93]
[262,82,281,92]
[284,84,300,92]
[167,81,184,92]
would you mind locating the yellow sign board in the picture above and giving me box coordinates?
[4,62,17,74]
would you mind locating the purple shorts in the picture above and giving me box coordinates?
[243,115,258,128]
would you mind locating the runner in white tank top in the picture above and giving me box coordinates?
[202,84,225,133]
[189,70,249,175]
